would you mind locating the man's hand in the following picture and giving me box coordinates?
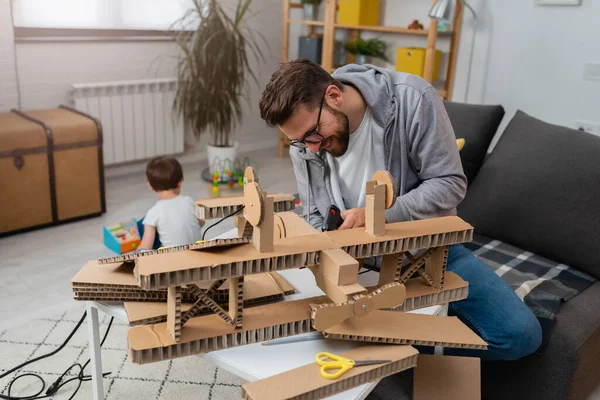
[339,208,366,230]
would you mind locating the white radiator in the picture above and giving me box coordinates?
[70,78,185,166]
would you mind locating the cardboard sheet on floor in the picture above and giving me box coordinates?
[321,311,487,349]
[324,216,473,258]
[134,234,338,290]
[413,354,481,400]
[241,344,419,400]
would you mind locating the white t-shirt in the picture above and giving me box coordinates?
[143,195,203,247]
[330,108,383,209]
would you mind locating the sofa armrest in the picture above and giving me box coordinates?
[551,281,600,399]
[482,281,600,400]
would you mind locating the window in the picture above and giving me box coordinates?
[11,0,195,31]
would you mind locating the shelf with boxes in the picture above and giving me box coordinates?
[335,23,452,36]
[279,0,464,157]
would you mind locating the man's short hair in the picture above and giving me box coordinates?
[146,156,183,191]
[259,59,344,127]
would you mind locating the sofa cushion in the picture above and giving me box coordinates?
[443,101,505,185]
[458,110,600,279]
[464,232,596,345]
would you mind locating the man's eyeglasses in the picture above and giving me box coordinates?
[288,91,326,149]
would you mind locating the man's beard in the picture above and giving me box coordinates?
[321,106,350,157]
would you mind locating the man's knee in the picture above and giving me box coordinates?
[495,307,542,360]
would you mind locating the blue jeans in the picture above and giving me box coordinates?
[431,244,542,361]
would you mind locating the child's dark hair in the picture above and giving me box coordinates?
[146,156,183,191]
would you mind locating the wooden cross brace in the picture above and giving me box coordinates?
[399,245,449,289]
[166,277,246,342]
[183,279,228,324]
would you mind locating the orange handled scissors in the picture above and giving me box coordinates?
[316,352,391,380]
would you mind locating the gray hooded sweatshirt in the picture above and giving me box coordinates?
[289,64,467,231]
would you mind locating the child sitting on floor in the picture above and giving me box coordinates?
[139,156,203,249]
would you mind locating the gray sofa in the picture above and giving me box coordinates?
[368,102,600,400]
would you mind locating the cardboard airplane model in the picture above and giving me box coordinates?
[70,165,488,399]
[93,166,486,369]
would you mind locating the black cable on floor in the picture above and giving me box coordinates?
[201,205,245,241]
[0,312,114,400]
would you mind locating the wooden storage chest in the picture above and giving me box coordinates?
[0,105,105,236]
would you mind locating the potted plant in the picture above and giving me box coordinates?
[170,0,266,175]
[302,0,322,21]
[343,37,390,65]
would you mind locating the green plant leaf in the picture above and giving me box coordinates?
[169,0,266,146]
[343,36,390,62]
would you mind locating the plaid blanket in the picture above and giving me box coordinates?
[291,196,597,344]
[464,233,597,345]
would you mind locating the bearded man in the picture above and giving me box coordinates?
[258,59,542,362]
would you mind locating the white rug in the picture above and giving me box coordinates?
[0,302,246,399]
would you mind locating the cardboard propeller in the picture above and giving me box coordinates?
[310,281,406,331]
[307,170,406,330]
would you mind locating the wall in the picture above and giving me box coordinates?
[0,0,283,156]
[286,0,599,149]
[482,0,600,145]
[362,0,600,144]
[0,0,19,110]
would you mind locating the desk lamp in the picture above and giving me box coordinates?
[429,0,478,102]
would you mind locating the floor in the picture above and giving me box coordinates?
[0,301,248,399]
[0,146,297,332]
